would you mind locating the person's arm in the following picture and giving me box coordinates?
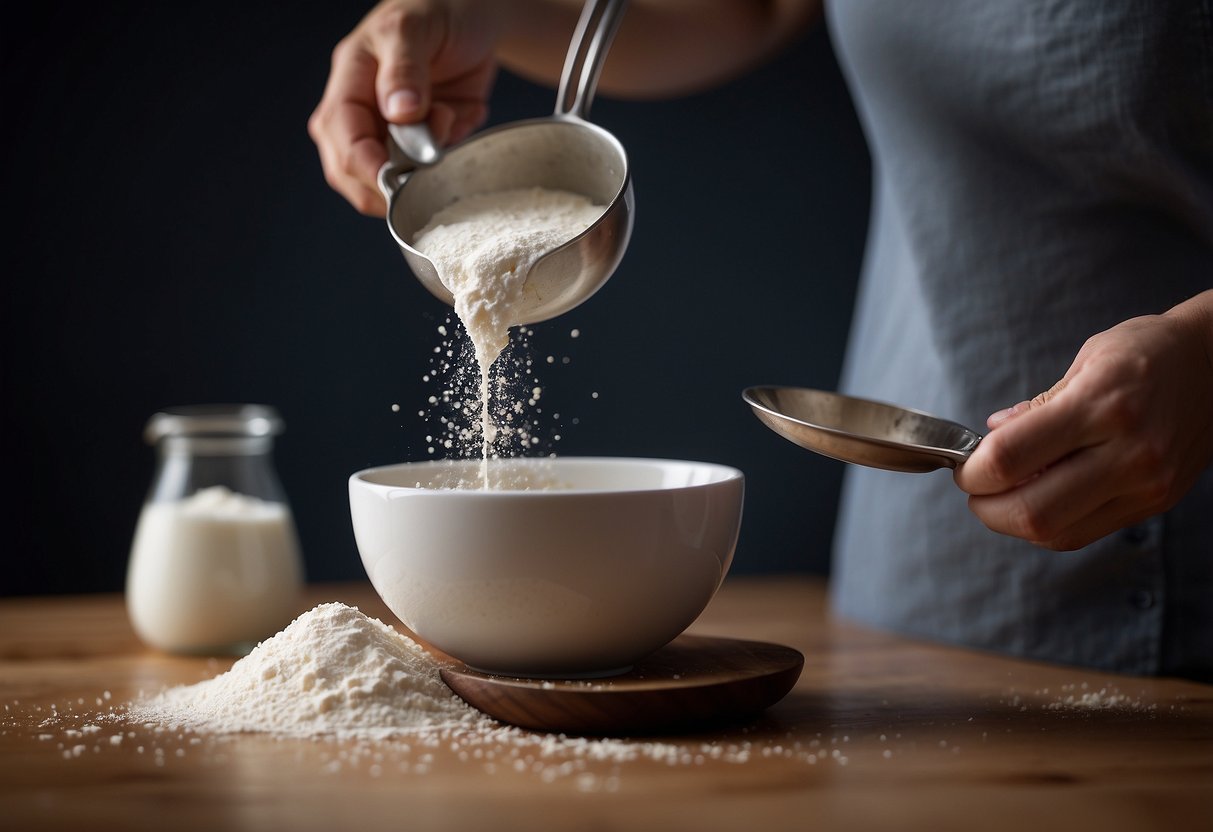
[308,0,820,215]
[496,1,821,98]
[953,289,1213,551]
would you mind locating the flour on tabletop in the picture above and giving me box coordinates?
[126,603,482,739]
[9,671,1185,789]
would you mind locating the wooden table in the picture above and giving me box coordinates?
[1,578,1209,831]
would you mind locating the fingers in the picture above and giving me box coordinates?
[963,442,1134,549]
[433,98,490,144]
[366,6,442,123]
[318,99,392,213]
[310,2,497,215]
[970,488,1149,551]
[427,102,457,146]
[1026,495,1154,551]
[954,306,1213,550]
[317,134,388,216]
[955,385,1090,496]
[984,372,1071,429]
[986,400,1029,429]
[310,37,391,215]
[311,7,445,215]
[427,56,495,143]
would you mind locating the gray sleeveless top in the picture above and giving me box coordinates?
[825,0,1213,677]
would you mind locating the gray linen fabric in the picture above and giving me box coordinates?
[825,0,1212,677]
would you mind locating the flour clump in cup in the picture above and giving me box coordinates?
[413,188,603,486]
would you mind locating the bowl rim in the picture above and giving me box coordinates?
[349,456,744,497]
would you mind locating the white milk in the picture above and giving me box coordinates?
[126,486,303,653]
[413,187,603,486]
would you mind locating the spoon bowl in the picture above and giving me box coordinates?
[742,386,982,473]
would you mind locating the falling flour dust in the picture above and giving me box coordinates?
[412,187,603,486]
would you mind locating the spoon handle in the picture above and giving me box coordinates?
[379,120,444,201]
[387,122,442,166]
[555,0,628,120]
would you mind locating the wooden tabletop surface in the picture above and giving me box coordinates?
[1,577,1209,832]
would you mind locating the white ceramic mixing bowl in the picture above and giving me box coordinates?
[349,457,744,677]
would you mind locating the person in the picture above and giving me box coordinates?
[309,0,1213,679]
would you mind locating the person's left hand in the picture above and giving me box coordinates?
[954,294,1213,550]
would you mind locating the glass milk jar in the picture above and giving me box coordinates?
[126,405,304,654]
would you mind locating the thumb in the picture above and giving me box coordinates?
[987,377,1070,429]
[368,11,439,124]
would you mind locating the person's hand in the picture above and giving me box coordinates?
[954,293,1213,550]
[308,0,500,216]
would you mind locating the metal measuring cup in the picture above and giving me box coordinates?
[377,0,633,325]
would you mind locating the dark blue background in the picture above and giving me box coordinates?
[0,3,870,595]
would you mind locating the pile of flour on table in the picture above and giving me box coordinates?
[127,603,483,739]
[412,187,603,483]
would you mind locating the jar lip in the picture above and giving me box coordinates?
[145,404,283,444]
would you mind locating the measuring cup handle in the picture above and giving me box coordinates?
[377,160,413,202]
[378,120,443,201]
[555,0,628,120]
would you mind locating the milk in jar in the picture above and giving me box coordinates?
[126,405,304,653]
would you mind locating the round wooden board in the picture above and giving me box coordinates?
[439,635,804,736]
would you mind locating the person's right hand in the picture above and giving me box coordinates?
[308,0,501,216]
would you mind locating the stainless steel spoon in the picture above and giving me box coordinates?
[742,386,983,473]
[378,0,632,325]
